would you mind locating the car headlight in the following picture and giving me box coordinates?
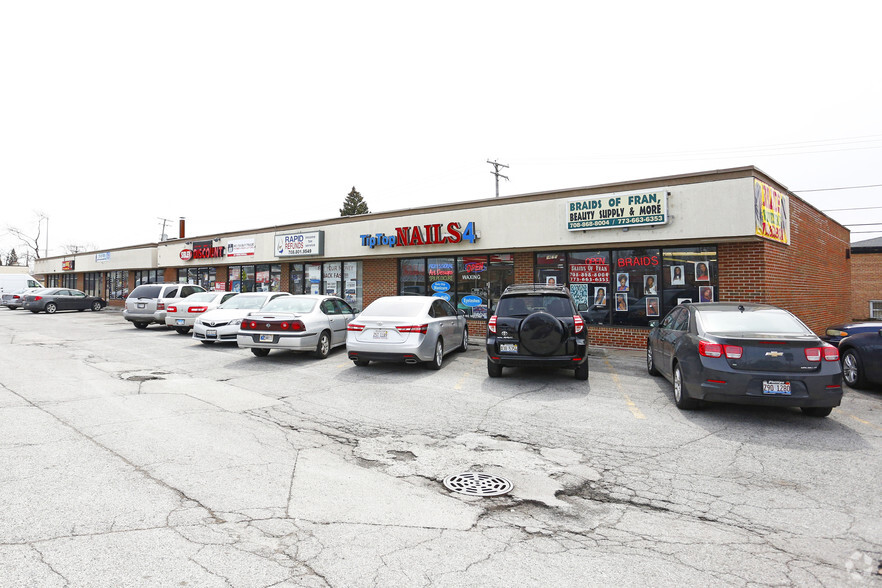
[230,318,242,326]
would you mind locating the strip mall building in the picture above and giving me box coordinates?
[33,166,852,349]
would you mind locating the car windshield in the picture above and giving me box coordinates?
[698,309,813,336]
[185,292,219,303]
[218,294,269,310]
[361,297,427,318]
[260,297,317,313]
[497,294,573,318]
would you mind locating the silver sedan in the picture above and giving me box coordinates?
[237,295,355,358]
[345,296,468,369]
[193,292,292,344]
[165,291,239,334]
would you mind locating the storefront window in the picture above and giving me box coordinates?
[456,256,489,319]
[177,267,218,291]
[487,254,514,314]
[323,261,342,296]
[134,269,161,286]
[255,264,281,291]
[535,253,566,287]
[612,248,661,326]
[661,246,718,314]
[289,264,304,294]
[400,259,426,295]
[228,265,241,292]
[83,272,102,296]
[61,274,77,288]
[343,261,363,311]
[306,263,322,294]
[106,270,128,300]
[428,257,455,304]
[567,250,611,325]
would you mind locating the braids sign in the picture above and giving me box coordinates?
[566,191,668,231]
[754,180,790,245]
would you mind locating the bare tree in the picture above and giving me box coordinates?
[6,212,47,260]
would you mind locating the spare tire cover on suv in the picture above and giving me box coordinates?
[519,311,566,356]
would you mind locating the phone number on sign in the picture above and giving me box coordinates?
[570,215,665,229]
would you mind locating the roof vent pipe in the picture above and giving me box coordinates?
[179,217,186,239]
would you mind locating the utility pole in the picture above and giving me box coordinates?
[487,159,510,197]
[157,217,172,241]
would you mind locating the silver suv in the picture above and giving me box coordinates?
[123,283,207,329]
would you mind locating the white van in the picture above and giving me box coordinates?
[0,274,44,295]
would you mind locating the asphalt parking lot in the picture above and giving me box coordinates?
[1,307,881,587]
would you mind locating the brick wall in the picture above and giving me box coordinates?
[851,252,882,319]
[362,258,397,306]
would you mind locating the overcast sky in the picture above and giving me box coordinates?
[2,1,880,262]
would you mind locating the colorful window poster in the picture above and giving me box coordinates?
[694,262,710,282]
[643,275,657,294]
[670,265,685,285]
[615,293,628,311]
[754,179,790,245]
[699,286,714,302]
[646,297,660,316]
[594,287,607,307]
[616,273,629,291]
[570,283,589,308]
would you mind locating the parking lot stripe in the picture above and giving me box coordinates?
[847,414,882,432]
[605,359,646,420]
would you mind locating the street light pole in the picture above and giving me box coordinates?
[45,216,49,258]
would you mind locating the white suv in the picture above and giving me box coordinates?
[123,283,207,329]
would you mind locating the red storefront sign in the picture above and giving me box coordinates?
[569,263,610,283]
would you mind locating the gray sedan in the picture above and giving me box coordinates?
[345,296,468,369]
[237,295,355,358]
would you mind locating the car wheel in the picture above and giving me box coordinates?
[313,331,331,359]
[134,322,148,329]
[459,327,469,352]
[91,301,102,311]
[673,363,699,410]
[487,358,503,378]
[354,358,370,367]
[574,360,589,381]
[251,348,270,357]
[647,344,660,376]
[841,349,867,389]
[427,339,443,370]
[175,327,191,335]
[200,340,213,345]
[45,302,57,314]
[801,406,833,418]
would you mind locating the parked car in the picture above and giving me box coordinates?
[193,292,292,344]
[237,295,355,358]
[22,288,107,314]
[2,287,46,310]
[822,320,882,347]
[486,283,589,380]
[123,283,207,329]
[647,302,842,417]
[346,295,467,369]
[838,328,882,388]
[165,291,238,334]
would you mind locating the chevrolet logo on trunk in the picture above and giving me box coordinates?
[765,351,784,357]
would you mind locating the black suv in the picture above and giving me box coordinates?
[486,284,589,380]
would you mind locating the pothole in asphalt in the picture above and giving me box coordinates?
[443,472,513,497]
[125,375,165,382]
[387,450,416,461]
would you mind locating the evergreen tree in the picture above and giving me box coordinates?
[339,187,370,216]
[6,249,19,266]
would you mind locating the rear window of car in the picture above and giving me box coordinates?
[262,297,317,313]
[497,294,573,318]
[218,294,269,310]
[129,285,163,299]
[185,292,218,303]
[361,297,427,318]
[698,309,813,335]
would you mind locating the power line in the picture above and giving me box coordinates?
[795,183,882,192]
[823,205,882,212]
[842,222,882,226]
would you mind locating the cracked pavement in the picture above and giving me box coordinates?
[1,309,881,586]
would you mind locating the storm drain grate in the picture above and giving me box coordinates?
[443,472,512,497]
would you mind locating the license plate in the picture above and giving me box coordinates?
[259,334,273,343]
[499,343,518,353]
[137,303,146,309]
[206,329,217,338]
[763,380,791,395]
[175,319,185,325]
[373,330,389,340]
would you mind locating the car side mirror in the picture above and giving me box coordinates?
[458,309,466,316]
[577,303,587,311]
[649,320,659,328]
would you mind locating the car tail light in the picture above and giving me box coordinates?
[488,315,497,334]
[248,321,258,329]
[157,302,165,311]
[698,340,723,358]
[572,314,584,334]
[34,296,43,301]
[804,347,837,362]
[188,306,208,313]
[240,321,250,330]
[347,323,364,332]
[168,305,178,313]
[291,320,305,332]
[804,348,822,362]
[826,328,848,338]
[396,324,429,334]
[13,295,20,300]
[724,345,743,359]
